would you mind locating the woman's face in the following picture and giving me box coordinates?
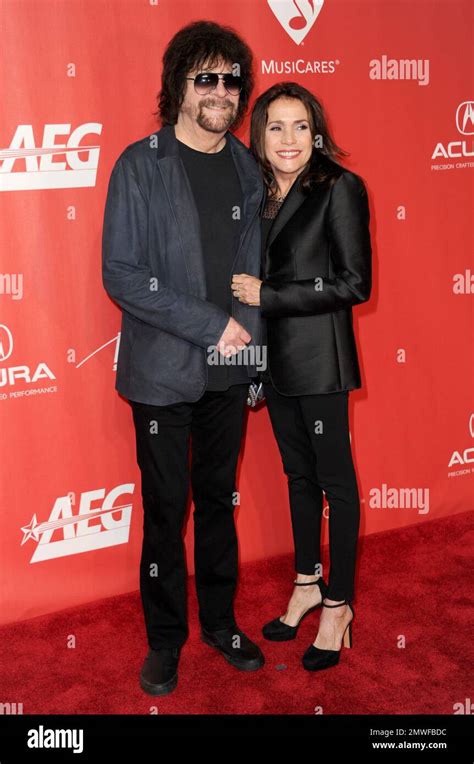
[264,97,313,183]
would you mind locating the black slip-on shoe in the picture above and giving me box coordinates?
[139,646,181,696]
[200,625,265,671]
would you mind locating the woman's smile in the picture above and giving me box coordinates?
[276,150,302,158]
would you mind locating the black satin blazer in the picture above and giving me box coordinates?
[260,152,372,396]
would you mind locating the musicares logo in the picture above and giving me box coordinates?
[268,0,325,45]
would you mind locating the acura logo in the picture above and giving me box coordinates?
[0,324,13,362]
[456,102,474,135]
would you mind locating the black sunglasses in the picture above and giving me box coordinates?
[186,72,243,96]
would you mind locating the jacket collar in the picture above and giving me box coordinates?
[155,122,264,245]
[155,123,263,208]
[151,123,264,292]
[265,149,336,251]
[265,172,307,252]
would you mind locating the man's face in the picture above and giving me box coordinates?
[180,59,240,134]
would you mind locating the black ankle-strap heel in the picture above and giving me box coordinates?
[302,599,354,671]
[262,577,328,642]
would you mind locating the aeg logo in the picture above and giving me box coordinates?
[21,484,135,563]
[0,123,102,191]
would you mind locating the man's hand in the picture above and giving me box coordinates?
[216,317,251,357]
[231,274,262,306]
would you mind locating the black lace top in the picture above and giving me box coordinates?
[259,195,284,383]
[263,195,285,220]
[261,196,283,271]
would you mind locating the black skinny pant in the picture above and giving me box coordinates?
[130,384,248,650]
[263,380,360,602]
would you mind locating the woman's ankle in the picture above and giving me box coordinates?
[295,572,320,584]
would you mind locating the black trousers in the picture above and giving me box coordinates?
[130,384,248,650]
[263,380,360,601]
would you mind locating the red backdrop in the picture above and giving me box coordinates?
[1,0,473,625]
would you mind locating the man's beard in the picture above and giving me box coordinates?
[195,100,237,133]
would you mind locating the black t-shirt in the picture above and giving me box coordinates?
[177,136,252,391]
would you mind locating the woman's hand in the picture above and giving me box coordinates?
[231,274,262,306]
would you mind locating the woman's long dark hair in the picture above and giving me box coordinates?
[250,82,349,197]
[154,20,254,132]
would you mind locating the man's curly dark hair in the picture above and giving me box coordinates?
[154,19,255,131]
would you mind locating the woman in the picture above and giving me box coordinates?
[231,82,372,672]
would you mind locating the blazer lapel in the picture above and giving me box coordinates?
[155,125,207,299]
[264,149,334,254]
[226,131,265,261]
[155,124,263,300]
[265,179,307,253]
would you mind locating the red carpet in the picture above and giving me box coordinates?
[1,510,472,714]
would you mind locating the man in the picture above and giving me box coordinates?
[102,20,265,696]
